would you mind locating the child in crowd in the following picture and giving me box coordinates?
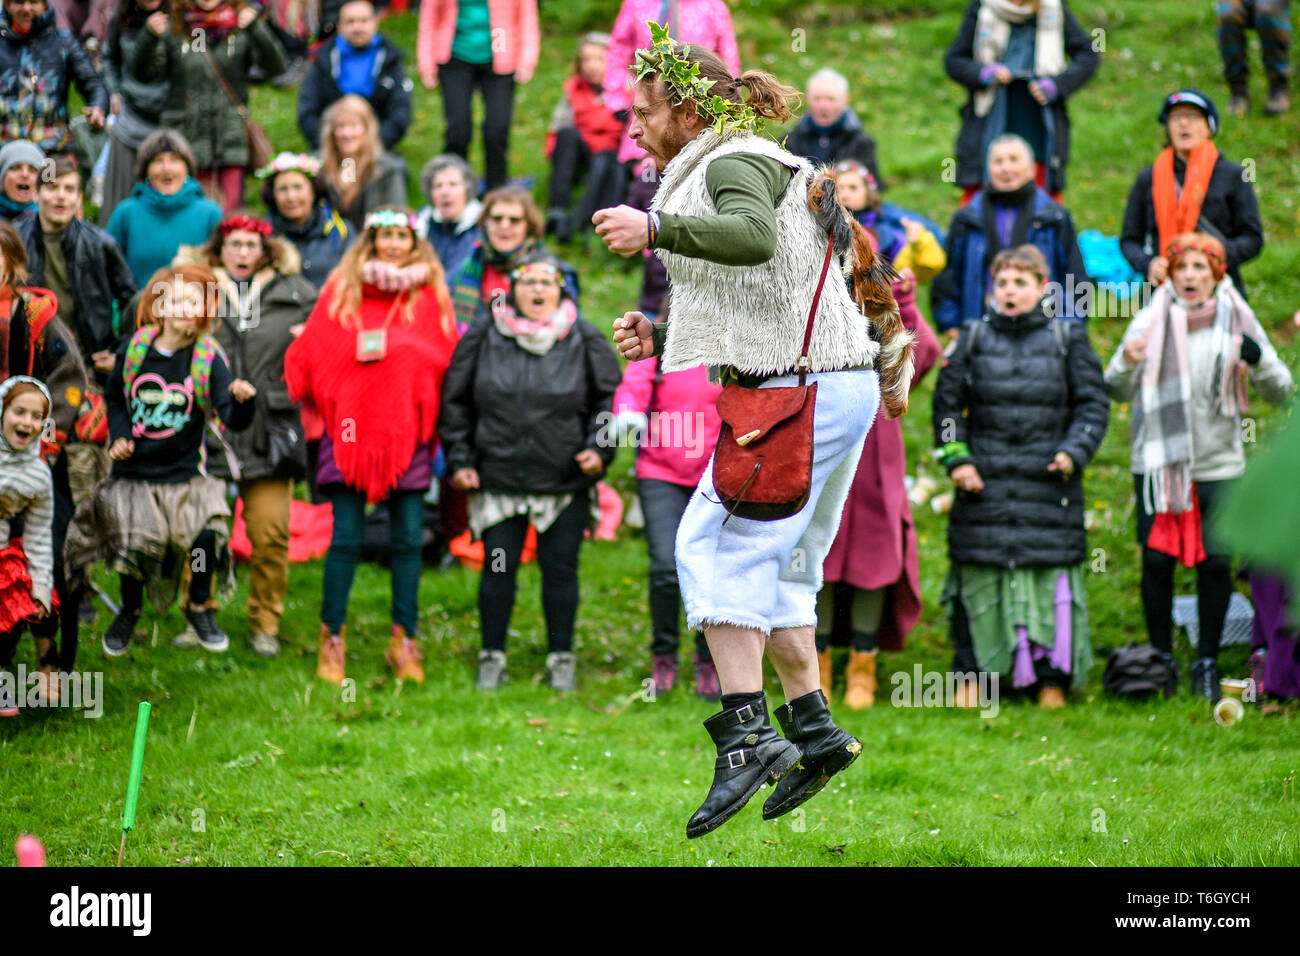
[544,32,626,244]
[831,160,947,282]
[1105,232,1293,700]
[285,207,460,687]
[65,264,258,657]
[0,377,57,713]
[933,245,1109,706]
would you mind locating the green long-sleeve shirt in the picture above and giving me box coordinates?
[650,151,793,357]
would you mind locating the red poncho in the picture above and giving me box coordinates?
[284,279,460,504]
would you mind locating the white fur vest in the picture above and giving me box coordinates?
[651,130,879,375]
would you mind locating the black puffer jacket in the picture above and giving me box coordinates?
[932,307,1110,568]
[439,314,622,496]
[15,216,138,379]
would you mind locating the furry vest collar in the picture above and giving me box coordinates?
[651,130,879,376]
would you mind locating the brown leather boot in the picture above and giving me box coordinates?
[385,625,425,683]
[844,649,877,710]
[817,648,832,700]
[317,623,346,685]
[1038,685,1067,709]
[33,638,60,705]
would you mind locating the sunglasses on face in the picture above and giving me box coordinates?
[633,99,665,125]
[488,214,525,226]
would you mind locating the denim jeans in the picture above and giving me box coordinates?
[322,488,424,634]
[638,478,710,660]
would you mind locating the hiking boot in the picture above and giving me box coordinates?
[694,655,721,701]
[1191,657,1221,702]
[844,649,877,710]
[476,649,506,691]
[1227,91,1250,117]
[1266,87,1290,115]
[248,632,281,658]
[816,647,832,700]
[546,651,577,693]
[102,610,140,657]
[762,690,862,821]
[1038,685,1067,709]
[317,624,346,685]
[184,606,229,652]
[385,625,425,683]
[687,696,800,838]
[1159,651,1180,698]
[652,654,678,694]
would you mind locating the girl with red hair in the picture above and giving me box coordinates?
[65,263,259,657]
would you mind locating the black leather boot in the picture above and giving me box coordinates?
[762,690,862,820]
[686,697,800,839]
[1191,657,1221,703]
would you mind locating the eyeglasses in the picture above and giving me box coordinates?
[632,99,664,125]
[224,240,262,252]
[488,214,525,226]
[517,277,559,289]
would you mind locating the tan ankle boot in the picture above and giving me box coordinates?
[1038,685,1066,709]
[34,638,59,705]
[385,625,425,683]
[844,650,877,709]
[817,648,832,700]
[317,623,346,685]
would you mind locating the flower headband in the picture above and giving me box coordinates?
[221,215,272,236]
[254,152,322,180]
[632,20,761,135]
[510,261,565,286]
[1164,232,1227,278]
[832,160,875,185]
[365,209,418,230]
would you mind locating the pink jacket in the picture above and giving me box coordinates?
[602,0,740,163]
[417,0,540,82]
[613,356,722,487]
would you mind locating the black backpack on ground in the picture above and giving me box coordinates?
[1102,643,1175,699]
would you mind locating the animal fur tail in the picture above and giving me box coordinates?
[807,170,916,419]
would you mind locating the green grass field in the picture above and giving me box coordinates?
[2,0,1297,866]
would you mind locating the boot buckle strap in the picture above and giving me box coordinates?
[725,749,748,769]
[734,704,756,724]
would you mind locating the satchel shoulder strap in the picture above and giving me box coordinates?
[202,47,251,121]
[797,237,836,387]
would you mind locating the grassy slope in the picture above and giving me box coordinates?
[3,0,1297,866]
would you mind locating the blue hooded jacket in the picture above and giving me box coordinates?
[931,187,1089,332]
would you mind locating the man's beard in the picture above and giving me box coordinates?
[654,119,695,166]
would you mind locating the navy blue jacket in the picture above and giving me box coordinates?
[931,187,1089,332]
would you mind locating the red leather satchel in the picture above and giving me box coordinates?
[711,238,835,522]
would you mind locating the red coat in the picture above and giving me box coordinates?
[546,75,624,158]
[822,280,943,650]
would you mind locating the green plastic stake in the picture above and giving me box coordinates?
[117,701,151,866]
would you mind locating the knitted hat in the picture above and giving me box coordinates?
[0,140,45,182]
[133,128,199,182]
[1158,89,1219,136]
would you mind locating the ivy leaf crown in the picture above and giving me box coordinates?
[632,20,762,136]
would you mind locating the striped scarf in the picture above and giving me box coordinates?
[1133,279,1263,514]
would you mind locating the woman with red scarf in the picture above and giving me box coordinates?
[285,206,460,687]
[1105,232,1293,701]
[134,0,286,212]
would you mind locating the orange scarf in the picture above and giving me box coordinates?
[1152,140,1219,257]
